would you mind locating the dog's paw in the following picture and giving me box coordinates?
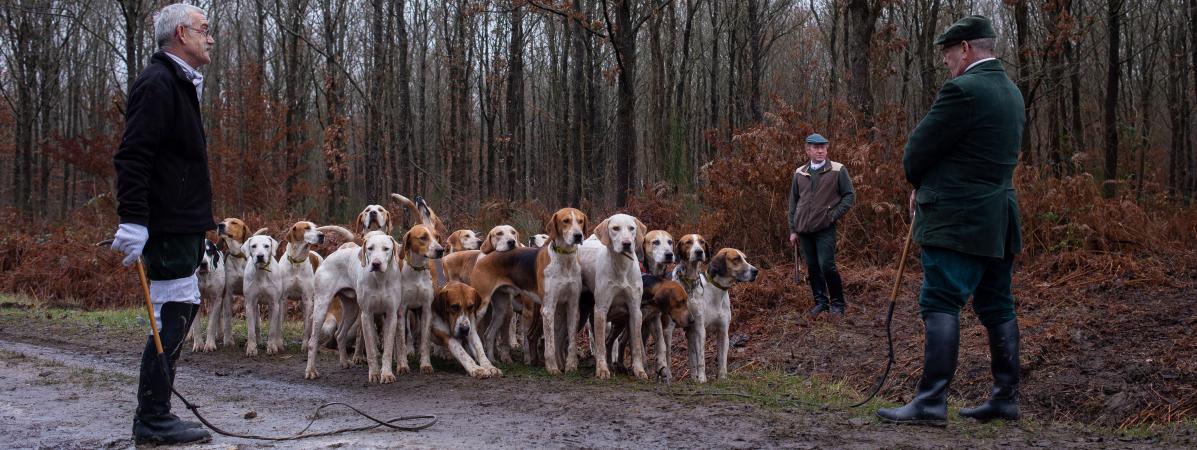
[351,354,367,365]
[420,364,434,375]
[545,365,562,375]
[265,344,280,355]
[395,365,411,375]
[595,366,611,380]
[199,341,216,352]
[339,359,354,369]
[633,368,650,381]
[693,374,707,384]
[222,338,235,347]
[468,368,487,378]
[245,344,258,357]
[304,367,321,379]
[379,372,396,384]
[368,371,380,383]
[564,358,579,373]
[486,366,503,378]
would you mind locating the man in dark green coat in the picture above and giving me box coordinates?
[877,15,1025,427]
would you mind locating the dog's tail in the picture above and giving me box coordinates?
[317,225,354,242]
[390,193,422,228]
[253,227,270,236]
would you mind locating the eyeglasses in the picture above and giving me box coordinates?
[184,25,212,38]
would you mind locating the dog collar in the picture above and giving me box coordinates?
[406,258,428,272]
[551,245,576,255]
[705,272,731,291]
[256,261,272,273]
[287,254,307,265]
[228,252,247,260]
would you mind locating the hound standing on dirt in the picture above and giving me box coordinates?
[579,214,649,380]
[275,222,354,352]
[190,240,225,352]
[691,248,758,382]
[395,225,446,375]
[305,231,405,383]
[241,231,280,356]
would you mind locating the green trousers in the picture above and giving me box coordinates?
[918,246,1016,327]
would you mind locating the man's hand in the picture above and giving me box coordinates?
[789,233,798,245]
[908,190,917,214]
[111,223,149,266]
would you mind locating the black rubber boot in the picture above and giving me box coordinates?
[960,318,1020,422]
[829,297,846,316]
[808,277,830,316]
[877,312,959,427]
[132,303,211,445]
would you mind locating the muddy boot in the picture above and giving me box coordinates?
[960,318,1020,422]
[829,297,846,316]
[808,278,830,316]
[132,303,211,445]
[809,299,829,316]
[877,312,959,427]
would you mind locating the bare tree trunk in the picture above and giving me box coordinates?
[844,0,880,129]
[506,2,525,201]
[1102,0,1122,198]
[746,0,763,123]
[605,0,639,206]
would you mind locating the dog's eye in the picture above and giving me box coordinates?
[612,226,621,232]
[451,304,461,312]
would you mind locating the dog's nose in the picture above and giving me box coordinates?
[694,250,705,260]
[664,253,674,262]
[371,261,382,271]
[621,242,633,252]
[572,233,583,244]
[316,234,325,244]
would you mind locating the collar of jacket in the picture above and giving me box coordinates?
[796,160,835,177]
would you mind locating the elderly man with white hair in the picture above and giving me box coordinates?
[110,2,216,445]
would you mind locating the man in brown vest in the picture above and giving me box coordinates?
[788,133,856,316]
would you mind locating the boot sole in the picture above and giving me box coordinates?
[877,416,947,428]
[133,434,213,446]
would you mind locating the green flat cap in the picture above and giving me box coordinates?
[934,15,996,47]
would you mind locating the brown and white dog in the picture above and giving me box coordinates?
[356,204,393,236]
[208,218,251,350]
[469,208,587,372]
[688,248,758,382]
[668,233,710,381]
[642,230,676,277]
[528,234,550,248]
[190,240,226,352]
[276,221,354,353]
[305,231,405,383]
[446,229,483,254]
[606,274,692,381]
[395,224,446,374]
[431,282,501,378]
[579,214,649,380]
[442,225,522,284]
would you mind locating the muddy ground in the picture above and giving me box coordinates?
[0,307,1191,449]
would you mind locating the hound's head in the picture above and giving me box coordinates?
[654,279,693,329]
[481,225,521,254]
[545,208,588,247]
[528,234,550,248]
[241,234,277,271]
[198,240,221,274]
[593,214,646,258]
[287,221,324,246]
[447,229,482,253]
[434,281,482,340]
[358,232,399,273]
[217,218,249,243]
[677,234,710,264]
[401,224,445,261]
[642,230,675,269]
[708,248,759,283]
[356,205,392,235]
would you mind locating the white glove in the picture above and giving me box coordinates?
[111,223,149,267]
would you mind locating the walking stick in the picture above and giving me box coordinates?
[134,258,170,369]
[848,213,916,408]
[793,241,802,284]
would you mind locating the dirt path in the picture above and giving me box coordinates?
[0,315,1185,449]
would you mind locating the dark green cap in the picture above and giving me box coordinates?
[934,15,997,47]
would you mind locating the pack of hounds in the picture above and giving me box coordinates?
[190,194,759,384]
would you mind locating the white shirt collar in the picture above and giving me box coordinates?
[164,51,204,101]
[964,57,997,74]
[809,160,827,171]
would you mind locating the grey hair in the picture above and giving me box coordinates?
[154,3,206,49]
[968,37,997,53]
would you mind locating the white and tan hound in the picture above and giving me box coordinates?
[190,240,225,352]
[241,229,279,356]
[395,224,446,374]
[305,231,404,383]
[642,230,676,277]
[470,208,587,371]
[579,214,649,380]
[528,234,550,248]
[355,204,393,236]
[669,233,711,381]
[606,274,692,381]
[689,248,758,381]
[446,229,483,254]
[430,282,501,378]
[209,218,251,350]
[442,225,522,284]
[275,221,354,353]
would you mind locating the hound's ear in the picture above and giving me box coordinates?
[358,243,368,267]
[633,218,647,255]
[383,208,393,234]
[513,229,524,247]
[709,250,728,278]
[392,237,403,263]
[355,211,365,234]
[288,223,302,243]
[470,289,483,314]
[544,213,560,241]
[480,231,496,254]
[594,219,611,247]
[240,240,250,257]
[700,239,711,263]
[432,288,449,318]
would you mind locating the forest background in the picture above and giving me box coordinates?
[1,0,1195,429]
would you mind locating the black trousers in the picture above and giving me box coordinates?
[798,225,844,305]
